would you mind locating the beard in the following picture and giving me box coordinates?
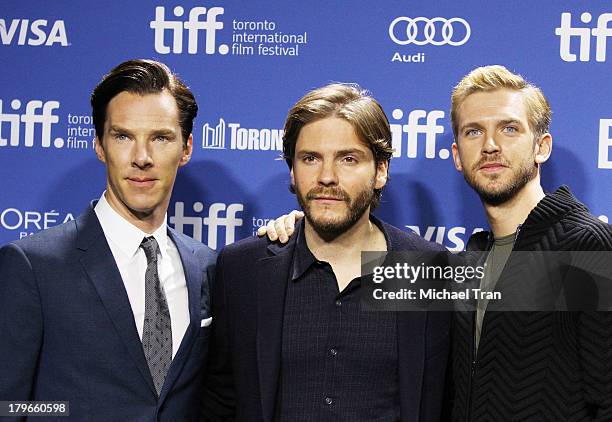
[463,154,538,206]
[295,182,375,242]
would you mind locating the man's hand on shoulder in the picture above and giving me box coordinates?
[256,210,304,243]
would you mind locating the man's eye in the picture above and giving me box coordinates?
[114,134,129,142]
[465,129,481,137]
[343,156,357,163]
[503,126,518,133]
[155,136,170,143]
[302,155,316,163]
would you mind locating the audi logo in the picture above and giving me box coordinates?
[389,17,471,46]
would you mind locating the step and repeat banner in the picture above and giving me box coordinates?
[1,0,610,251]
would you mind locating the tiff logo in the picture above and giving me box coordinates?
[0,18,68,46]
[202,118,226,149]
[555,12,612,62]
[599,119,612,169]
[150,6,228,55]
[169,201,243,249]
[390,109,447,159]
[0,99,63,148]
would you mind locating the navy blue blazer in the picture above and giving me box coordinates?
[203,217,451,422]
[0,204,216,421]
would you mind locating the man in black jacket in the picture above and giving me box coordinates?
[447,65,612,421]
[203,83,451,422]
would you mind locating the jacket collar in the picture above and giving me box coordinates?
[523,185,588,226]
[467,185,587,251]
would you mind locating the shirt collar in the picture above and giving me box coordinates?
[291,215,391,281]
[94,192,169,259]
[291,220,318,281]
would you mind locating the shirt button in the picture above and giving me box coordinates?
[330,348,337,356]
[335,300,342,307]
[325,397,333,405]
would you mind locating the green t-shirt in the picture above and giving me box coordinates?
[475,232,515,350]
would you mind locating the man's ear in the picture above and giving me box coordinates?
[535,133,552,165]
[451,142,463,171]
[179,134,193,166]
[94,136,106,163]
[375,160,389,189]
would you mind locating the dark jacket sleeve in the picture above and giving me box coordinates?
[578,311,612,421]
[202,249,236,422]
[0,243,43,408]
[576,227,612,421]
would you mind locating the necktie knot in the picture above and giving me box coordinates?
[140,237,159,263]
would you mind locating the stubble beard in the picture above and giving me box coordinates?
[295,182,375,242]
[464,155,538,206]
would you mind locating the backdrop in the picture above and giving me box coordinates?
[1,0,610,251]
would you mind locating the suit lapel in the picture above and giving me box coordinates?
[256,243,294,422]
[159,228,201,403]
[76,207,156,396]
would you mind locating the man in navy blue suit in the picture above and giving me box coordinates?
[0,59,216,421]
[203,83,450,422]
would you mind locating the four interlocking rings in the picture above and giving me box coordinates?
[389,17,471,46]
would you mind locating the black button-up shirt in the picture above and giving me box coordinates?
[276,220,400,422]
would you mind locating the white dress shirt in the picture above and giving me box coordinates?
[94,193,189,359]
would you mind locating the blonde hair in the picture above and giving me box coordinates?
[450,65,551,140]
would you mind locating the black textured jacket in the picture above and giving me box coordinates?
[446,186,612,422]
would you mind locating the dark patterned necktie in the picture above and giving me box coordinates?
[140,236,172,396]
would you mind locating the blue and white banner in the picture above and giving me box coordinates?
[1,0,610,250]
